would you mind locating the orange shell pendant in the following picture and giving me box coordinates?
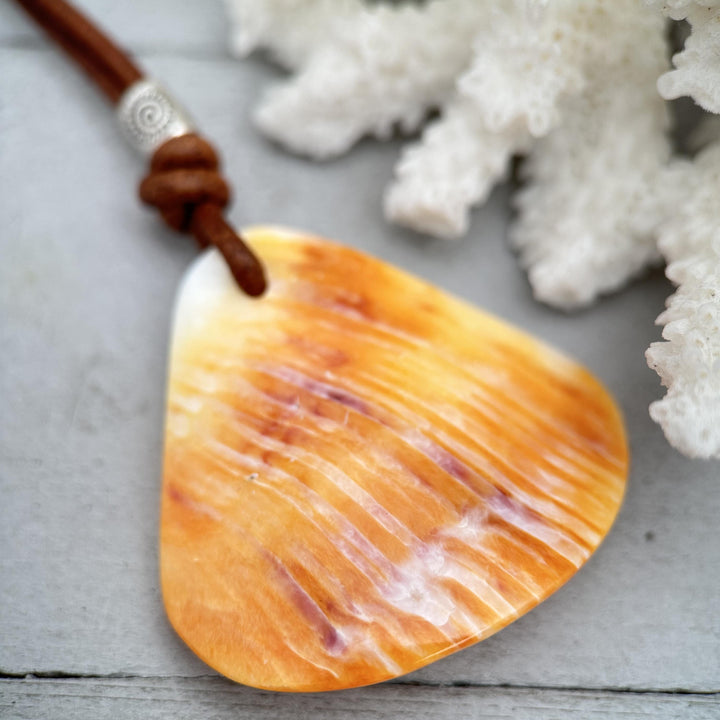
[161,227,628,692]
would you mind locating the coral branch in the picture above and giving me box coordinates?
[511,21,670,308]
[646,143,720,459]
[225,0,360,69]
[243,0,490,158]
[649,1,720,113]
[385,5,585,240]
[385,103,530,239]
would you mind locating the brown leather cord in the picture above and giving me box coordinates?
[141,135,230,233]
[12,0,141,103]
[141,134,267,296]
[12,0,267,297]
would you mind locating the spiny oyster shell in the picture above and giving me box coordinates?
[161,227,628,691]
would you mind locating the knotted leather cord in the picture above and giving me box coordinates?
[13,0,267,297]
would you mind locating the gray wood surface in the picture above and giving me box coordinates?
[2,677,719,720]
[1,1,719,717]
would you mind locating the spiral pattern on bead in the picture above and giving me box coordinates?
[118,79,194,156]
[131,89,170,135]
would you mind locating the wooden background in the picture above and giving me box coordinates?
[1,2,718,717]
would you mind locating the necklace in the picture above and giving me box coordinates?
[14,0,628,692]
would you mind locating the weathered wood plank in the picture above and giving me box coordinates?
[1,678,718,720]
[1,0,719,699]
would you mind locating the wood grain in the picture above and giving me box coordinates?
[1,677,718,720]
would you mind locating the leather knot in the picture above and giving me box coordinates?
[139,133,266,297]
[140,134,227,234]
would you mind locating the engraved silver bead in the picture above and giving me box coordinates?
[117,79,196,156]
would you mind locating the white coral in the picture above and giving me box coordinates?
[509,16,670,307]
[389,2,670,308]
[228,0,670,308]
[643,0,720,458]
[228,0,491,158]
[647,0,720,112]
[225,0,358,69]
[646,142,720,459]
[226,0,720,459]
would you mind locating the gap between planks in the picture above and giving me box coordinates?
[1,672,719,696]
[1,676,718,720]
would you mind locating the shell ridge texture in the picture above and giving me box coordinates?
[161,226,629,692]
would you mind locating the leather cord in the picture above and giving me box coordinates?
[12,0,267,297]
[11,0,141,103]
[141,134,267,297]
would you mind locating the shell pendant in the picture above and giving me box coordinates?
[160,227,628,692]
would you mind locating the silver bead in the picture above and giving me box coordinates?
[117,79,196,156]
